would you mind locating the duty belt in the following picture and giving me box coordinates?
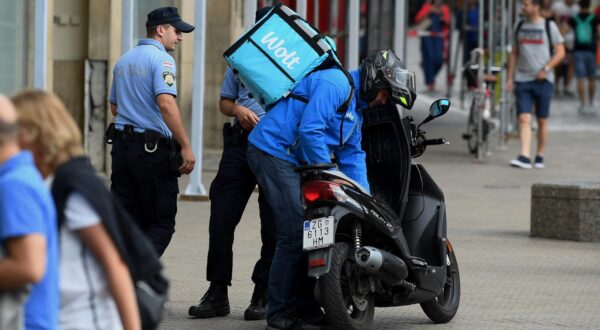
[106,124,173,153]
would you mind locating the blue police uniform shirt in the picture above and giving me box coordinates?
[109,38,178,138]
[220,67,265,120]
[0,151,59,330]
[249,69,370,192]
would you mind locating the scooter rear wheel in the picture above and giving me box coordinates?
[319,242,374,330]
[420,245,460,323]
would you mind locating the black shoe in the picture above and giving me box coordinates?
[188,283,230,318]
[265,314,321,330]
[244,284,268,320]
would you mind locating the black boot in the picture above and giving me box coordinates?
[244,284,268,320]
[188,283,230,318]
[265,313,321,330]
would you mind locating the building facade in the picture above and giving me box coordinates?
[2,0,409,172]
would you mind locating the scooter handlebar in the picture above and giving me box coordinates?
[424,138,449,146]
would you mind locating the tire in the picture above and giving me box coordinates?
[420,246,460,323]
[318,242,374,330]
[466,100,478,154]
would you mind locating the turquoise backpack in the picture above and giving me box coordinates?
[574,14,595,45]
[223,3,353,112]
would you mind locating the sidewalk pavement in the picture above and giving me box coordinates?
[159,95,600,330]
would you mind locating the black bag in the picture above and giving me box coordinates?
[51,157,169,330]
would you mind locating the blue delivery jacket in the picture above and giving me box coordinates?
[248,69,370,192]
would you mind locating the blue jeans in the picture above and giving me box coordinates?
[247,143,316,320]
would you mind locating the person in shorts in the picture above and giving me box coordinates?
[506,0,565,169]
[569,0,600,115]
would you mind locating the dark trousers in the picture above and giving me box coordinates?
[206,124,275,287]
[110,139,179,256]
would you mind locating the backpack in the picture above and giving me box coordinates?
[515,18,554,56]
[51,157,168,330]
[574,14,595,45]
[223,3,353,113]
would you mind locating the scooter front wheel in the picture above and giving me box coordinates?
[420,243,460,323]
[319,242,374,330]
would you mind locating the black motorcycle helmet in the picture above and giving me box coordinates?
[360,50,417,110]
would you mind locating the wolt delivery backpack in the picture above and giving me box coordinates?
[223,3,353,112]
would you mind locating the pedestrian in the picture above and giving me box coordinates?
[551,0,580,97]
[507,0,565,169]
[458,0,479,66]
[247,50,416,329]
[12,90,141,330]
[108,7,196,256]
[0,94,59,330]
[188,6,275,321]
[414,0,450,92]
[568,0,600,115]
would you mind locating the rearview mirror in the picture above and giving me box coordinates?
[419,99,451,128]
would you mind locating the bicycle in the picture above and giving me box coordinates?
[461,48,501,160]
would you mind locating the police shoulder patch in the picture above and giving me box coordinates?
[163,71,175,87]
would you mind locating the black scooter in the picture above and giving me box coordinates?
[297,99,460,329]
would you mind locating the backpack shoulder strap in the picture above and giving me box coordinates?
[515,19,525,48]
[545,18,553,56]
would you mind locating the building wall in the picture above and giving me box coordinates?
[202,0,244,148]
[52,0,89,128]
[3,0,271,163]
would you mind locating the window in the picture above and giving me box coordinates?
[0,0,29,95]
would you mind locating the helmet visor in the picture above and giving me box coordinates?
[383,67,416,108]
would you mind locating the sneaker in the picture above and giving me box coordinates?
[510,155,532,169]
[188,283,230,318]
[534,155,544,169]
[244,284,268,320]
[579,105,590,115]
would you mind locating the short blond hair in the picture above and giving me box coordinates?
[11,90,84,172]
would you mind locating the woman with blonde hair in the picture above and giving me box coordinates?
[11,89,140,330]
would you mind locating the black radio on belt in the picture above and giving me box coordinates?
[169,140,183,174]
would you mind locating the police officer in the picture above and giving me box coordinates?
[108,7,196,256]
[247,50,416,329]
[188,6,275,322]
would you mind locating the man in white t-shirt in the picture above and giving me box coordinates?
[507,0,565,169]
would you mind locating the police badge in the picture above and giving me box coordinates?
[163,72,175,87]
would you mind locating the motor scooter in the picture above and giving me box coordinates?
[297,99,460,329]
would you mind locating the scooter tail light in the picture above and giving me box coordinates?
[302,180,347,203]
[309,258,326,268]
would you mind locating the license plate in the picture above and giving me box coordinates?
[303,216,334,251]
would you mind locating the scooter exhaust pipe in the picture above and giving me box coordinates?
[355,246,408,286]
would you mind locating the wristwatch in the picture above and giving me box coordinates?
[543,66,551,73]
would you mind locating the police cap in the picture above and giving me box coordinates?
[146,7,195,33]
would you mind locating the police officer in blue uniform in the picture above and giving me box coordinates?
[108,7,196,256]
[188,6,275,322]
[247,50,417,330]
